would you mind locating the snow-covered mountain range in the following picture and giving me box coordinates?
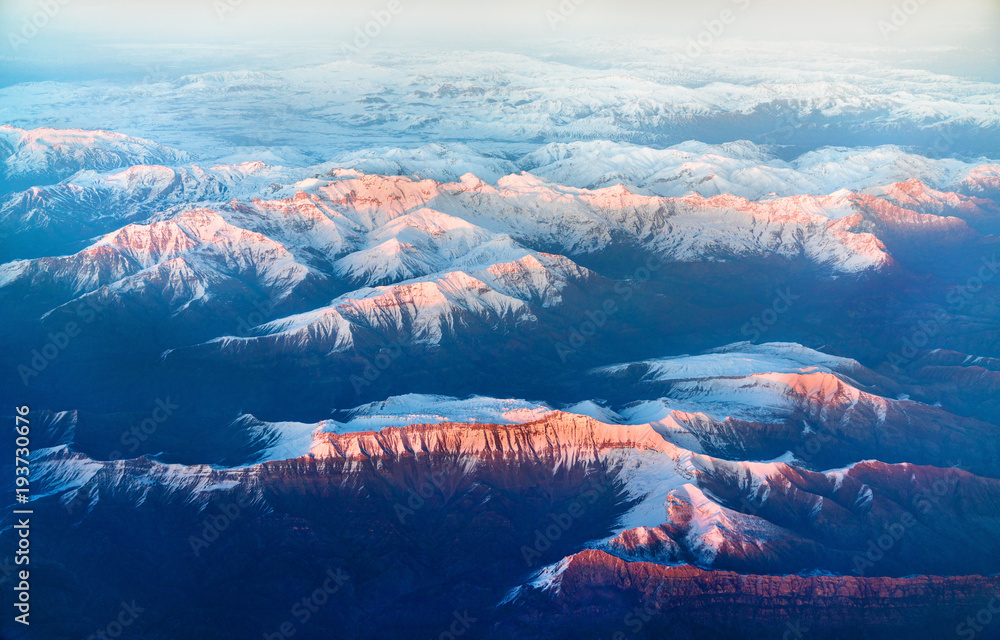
[4,38,1000,640]
[5,42,1000,164]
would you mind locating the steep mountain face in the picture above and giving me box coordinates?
[302,170,894,271]
[176,259,568,368]
[0,209,327,319]
[205,252,590,352]
[22,425,638,640]
[867,178,1000,217]
[587,345,1000,475]
[332,209,529,286]
[609,458,1000,575]
[960,165,1000,200]
[497,550,1000,640]
[834,192,985,261]
[0,125,189,193]
[19,401,1000,640]
[0,161,283,261]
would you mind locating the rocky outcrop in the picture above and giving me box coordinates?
[501,549,1000,640]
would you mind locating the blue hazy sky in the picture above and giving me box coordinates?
[2,0,999,49]
[1,0,998,88]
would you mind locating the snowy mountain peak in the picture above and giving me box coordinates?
[1,126,189,183]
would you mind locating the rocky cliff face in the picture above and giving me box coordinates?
[499,549,1000,640]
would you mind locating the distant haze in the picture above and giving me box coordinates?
[2,0,999,52]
